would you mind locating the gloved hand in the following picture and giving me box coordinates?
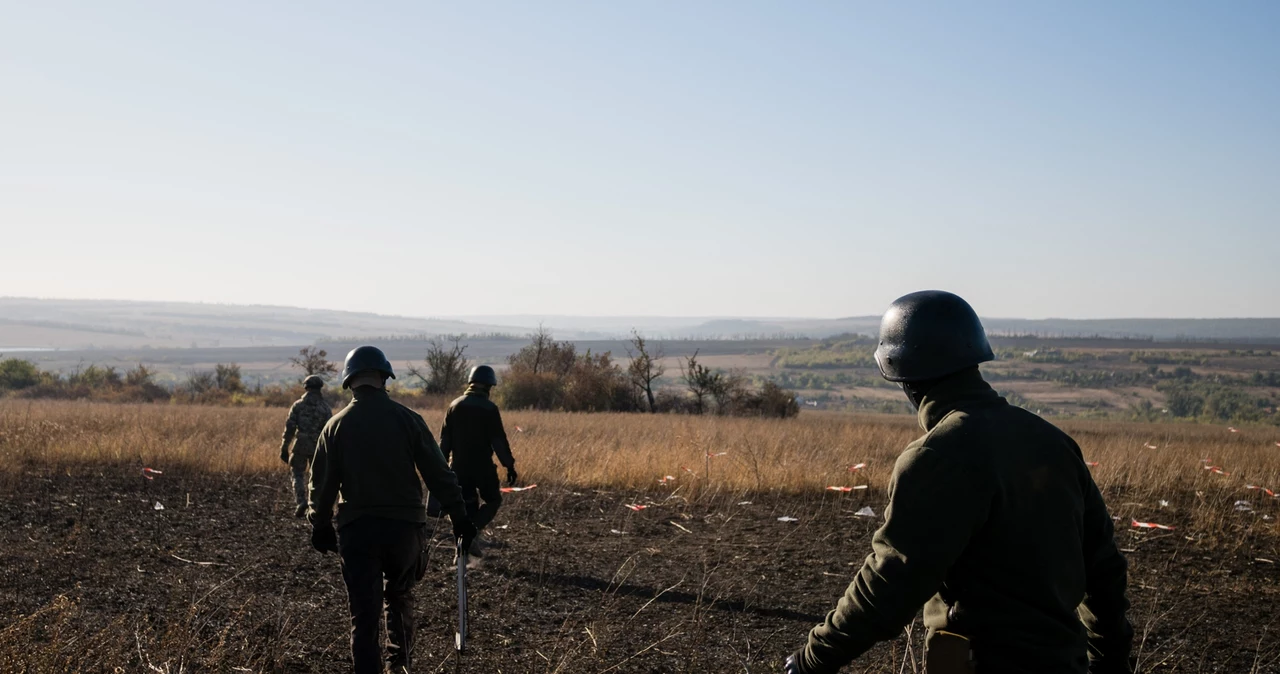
[280,449,289,464]
[453,515,478,554]
[505,465,518,487]
[783,652,803,674]
[311,522,338,554]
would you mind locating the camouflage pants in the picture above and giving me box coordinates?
[288,450,313,508]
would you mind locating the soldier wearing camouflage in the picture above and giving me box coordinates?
[280,375,333,516]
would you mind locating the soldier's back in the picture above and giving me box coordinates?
[922,398,1095,672]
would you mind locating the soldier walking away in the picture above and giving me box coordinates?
[279,374,332,518]
[784,291,1133,674]
[440,365,516,558]
[308,346,477,674]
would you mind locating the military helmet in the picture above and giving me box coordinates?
[468,365,498,386]
[302,375,325,390]
[340,345,396,389]
[873,290,994,383]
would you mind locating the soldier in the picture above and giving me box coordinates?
[440,365,516,558]
[784,291,1133,674]
[308,346,476,674]
[279,374,332,518]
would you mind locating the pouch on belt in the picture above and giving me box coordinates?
[925,630,975,674]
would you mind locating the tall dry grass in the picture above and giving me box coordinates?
[3,399,1279,512]
[3,400,1278,491]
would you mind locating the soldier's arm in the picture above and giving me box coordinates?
[800,445,992,673]
[439,408,453,464]
[490,406,514,469]
[306,429,341,524]
[1078,472,1134,672]
[280,403,299,450]
[411,415,468,523]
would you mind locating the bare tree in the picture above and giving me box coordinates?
[406,335,471,394]
[709,368,747,415]
[289,346,339,379]
[626,330,665,413]
[185,370,216,394]
[680,350,719,415]
[214,363,245,393]
[508,326,575,376]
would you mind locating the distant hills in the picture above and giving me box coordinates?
[3,297,1280,352]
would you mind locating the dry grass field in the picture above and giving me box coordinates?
[2,400,1279,672]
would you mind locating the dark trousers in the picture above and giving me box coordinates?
[459,466,503,530]
[338,517,426,674]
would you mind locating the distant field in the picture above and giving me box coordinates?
[10,333,1280,423]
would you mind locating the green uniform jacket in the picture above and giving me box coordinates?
[800,369,1132,674]
[308,387,467,529]
[440,385,514,477]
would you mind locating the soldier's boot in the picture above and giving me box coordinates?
[468,533,485,558]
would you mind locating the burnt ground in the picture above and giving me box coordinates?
[2,468,1279,673]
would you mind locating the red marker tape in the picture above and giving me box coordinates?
[1132,519,1175,531]
[1085,461,1100,467]
[142,468,163,480]
[826,486,868,492]
[499,484,537,493]
[848,463,867,472]
[707,452,728,458]
[625,504,648,511]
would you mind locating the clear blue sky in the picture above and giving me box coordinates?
[2,2,1277,319]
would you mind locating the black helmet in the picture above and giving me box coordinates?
[468,365,497,386]
[341,345,396,389]
[874,290,994,383]
[302,375,326,390]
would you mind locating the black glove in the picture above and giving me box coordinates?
[783,652,803,674]
[279,446,289,464]
[311,522,338,554]
[505,465,518,487]
[453,516,478,553]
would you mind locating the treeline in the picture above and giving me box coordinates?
[495,329,799,418]
[773,335,878,370]
[0,357,307,406]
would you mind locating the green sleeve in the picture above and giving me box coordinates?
[801,444,992,673]
[411,416,468,523]
[307,429,341,525]
[491,406,514,469]
[439,408,453,464]
[1078,475,1134,672]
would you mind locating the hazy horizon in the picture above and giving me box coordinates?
[4,295,1279,323]
[4,3,1278,319]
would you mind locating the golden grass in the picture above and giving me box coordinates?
[3,399,1278,505]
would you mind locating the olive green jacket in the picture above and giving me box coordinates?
[440,385,515,476]
[799,369,1132,673]
[308,387,467,529]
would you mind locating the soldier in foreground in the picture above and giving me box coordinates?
[308,346,477,674]
[440,365,517,557]
[278,374,332,518]
[785,291,1133,674]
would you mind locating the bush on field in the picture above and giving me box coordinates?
[498,331,638,412]
[0,358,44,391]
[496,331,797,417]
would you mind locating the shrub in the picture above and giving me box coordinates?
[0,358,42,391]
